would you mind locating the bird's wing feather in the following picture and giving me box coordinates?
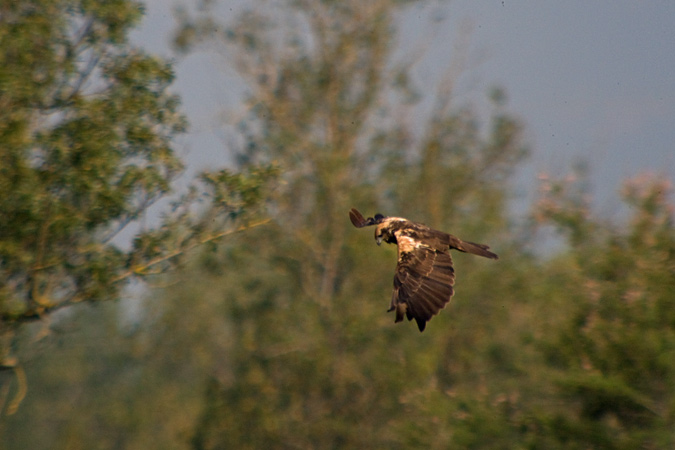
[390,233,455,332]
[349,208,369,228]
[411,225,499,259]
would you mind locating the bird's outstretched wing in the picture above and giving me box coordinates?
[349,208,385,228]
[349,208,370,228]
[389,234,455,332]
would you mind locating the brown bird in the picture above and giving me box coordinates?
[349,208,498,332]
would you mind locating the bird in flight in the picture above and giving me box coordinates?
[349,208,498,332]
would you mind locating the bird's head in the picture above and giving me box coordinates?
[374,217,408,246]
[374,220,392,246]
[349,208,403,246]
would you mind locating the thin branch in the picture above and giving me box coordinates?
[5,365,27,416]
[6,219,272,325]
[62,52,101,104]
[111,218,271,284]
[100,191,167,244]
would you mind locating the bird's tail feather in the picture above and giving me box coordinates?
[456,240,499,259]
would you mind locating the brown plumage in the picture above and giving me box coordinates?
[349,208,498,332]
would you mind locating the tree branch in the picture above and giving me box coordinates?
[5,219,272,325]
[112,218,272,283]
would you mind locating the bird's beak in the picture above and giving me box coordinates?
[376,236,382,246]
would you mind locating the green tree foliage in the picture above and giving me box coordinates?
[1,0,183,324]
[531,173,675,448]
[3,0,674,449]
[0,0,275,417]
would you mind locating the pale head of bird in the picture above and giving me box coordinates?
[374,217,406,246]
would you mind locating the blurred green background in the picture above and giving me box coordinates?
[1,1,674,448]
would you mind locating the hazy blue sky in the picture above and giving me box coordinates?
[133,1,675,214]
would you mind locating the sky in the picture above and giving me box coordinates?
[132,0,675,217]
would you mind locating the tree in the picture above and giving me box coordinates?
[0,0,274,417]
[531,172,675,449]
[11,1,674,449]
[171,1,528,448]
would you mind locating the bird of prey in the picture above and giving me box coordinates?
[349,208,498,332]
